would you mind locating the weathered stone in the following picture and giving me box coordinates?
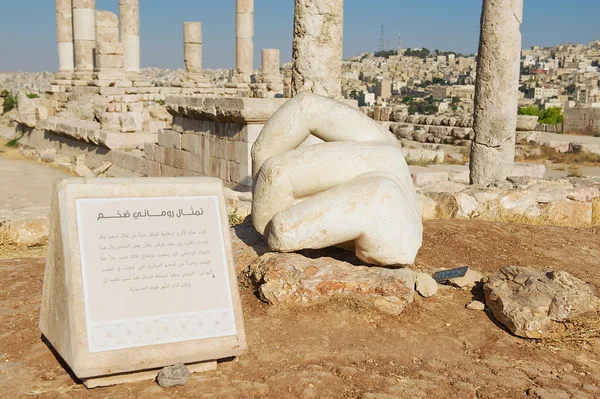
[246,253,417,315]
[156,363,191,388]
[0,219,49,247]
[291,0,343,99]
[470,0,523,185]
[447,268,484,290]
[74,164,93,177]
[485,266,600,338]
[415,273,438,298]
[466,300,485,311]
[418,194,437,220]
[516,115,539,131]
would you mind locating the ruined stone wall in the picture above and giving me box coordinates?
[146,96,287,191]
[563,107,600,135]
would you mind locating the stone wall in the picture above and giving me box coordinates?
[146,96,287,191]
[563,107,600,135]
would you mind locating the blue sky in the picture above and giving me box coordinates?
[0,0,598,72]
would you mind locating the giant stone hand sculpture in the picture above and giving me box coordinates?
[251,93,423,266]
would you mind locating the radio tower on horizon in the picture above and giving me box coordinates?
[379,25,385,53]
[398,33,403,55]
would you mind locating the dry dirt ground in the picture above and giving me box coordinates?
[2,220,600,398]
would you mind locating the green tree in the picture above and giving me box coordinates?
[374,49,398,59]
[1,90,17,113]
[518,106,541,117]
[539,107,563,124]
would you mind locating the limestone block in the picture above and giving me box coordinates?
[96,42,123,55]
[252,93,422,266]
[96,54,124,69]
[418,194,437,220]
[0,219,49,247]
[145,159,161,177]
[246,252,416,315]
[120,112,143,132]
[96,10,118,28]
[485,266,600,338]
[122,94,141,103]
[73,0,95,8]
[516,115,539,131]
[411,170,449,186]
[127,102,143,113]
[101,113,121,131]
[96,26,119,44]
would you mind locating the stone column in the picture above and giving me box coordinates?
[94,11,124,81]
[55,0,74,76]
[184,22,202,75]
[470,0,523,185]
[291,0,344,99]
[261,49,280,76]
[261,49,283,95]
[236,0,254,83]
[119,0,140,73]
[72,0,96,78]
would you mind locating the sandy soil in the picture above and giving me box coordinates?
[1,220,600,398]
[0,138,69,210]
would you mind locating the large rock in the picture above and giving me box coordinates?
[246,253,417,315]
[0,219,48,247]
[516,115,539,131]
[484,266,600,338]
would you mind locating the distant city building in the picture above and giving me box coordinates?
[375,79,392,100]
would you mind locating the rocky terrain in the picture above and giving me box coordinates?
[0,68,240,96]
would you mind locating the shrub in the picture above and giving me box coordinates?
[1,90,17,113]
[26,93,39,99]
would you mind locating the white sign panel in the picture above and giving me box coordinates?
[75,196,236,353]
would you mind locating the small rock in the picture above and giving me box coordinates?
[466,300,485,311]
[485,266,600,338]
[40,153,55,163]
[92,161,112,176]
[157,363,190,388]
[75,154,87,167]
[415,273,438,297]
[447,268,484,290]
[74,164,93,177]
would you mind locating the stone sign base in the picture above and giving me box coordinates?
[82,360,217,388]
